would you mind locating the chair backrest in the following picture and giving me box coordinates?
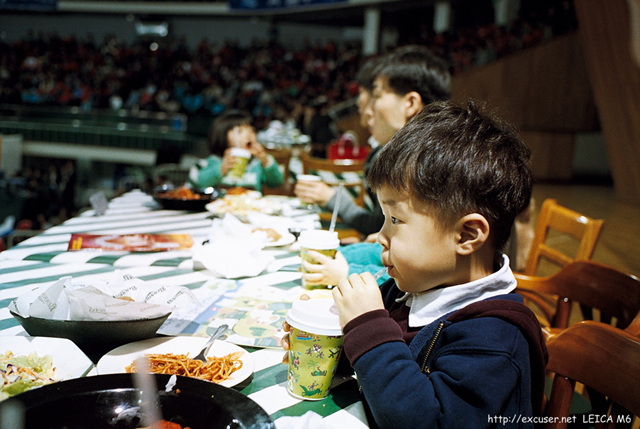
[625,311,640,337]
[300,153,366,207]
[263,147,293,196]
[544,321,640,428]
[516,260,640,330]
[524,198,605,276]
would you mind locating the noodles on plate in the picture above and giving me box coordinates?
[125,352,243,384]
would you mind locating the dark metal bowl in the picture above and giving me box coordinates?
[152,186,219,212]
[2,373,274,429]
[10,310,170,361]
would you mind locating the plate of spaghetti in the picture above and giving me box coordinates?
[96,336,254,387]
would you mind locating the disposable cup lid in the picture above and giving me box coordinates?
[297,174,322,182]
[230,147,251,158]
[298,230,339,250]
[286,298,342,336]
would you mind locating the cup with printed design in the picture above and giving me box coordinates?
[229,147,251,178]
[299,230,340,289]
[285,298,343,400]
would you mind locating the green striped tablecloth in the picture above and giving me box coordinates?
[0,190,370,427]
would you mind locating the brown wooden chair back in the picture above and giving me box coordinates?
[624,312,640,338]
[524,198,605,276]
[516,260,640,331]
[300,153,366,207]
[263,147,293,196]
[543,321,640,428]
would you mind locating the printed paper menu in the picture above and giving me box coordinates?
[68,233,193,252]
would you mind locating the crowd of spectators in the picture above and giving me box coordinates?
[0,1,577,231]
[0,32,363,132]
[0,1,577,124]
[1,160,77,231]
[408,0,578,74]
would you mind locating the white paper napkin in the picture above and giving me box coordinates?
[192,214,274,278]
[9,271,200,321]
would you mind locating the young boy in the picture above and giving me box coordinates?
[332,100,547,428]
[294,46,451,236]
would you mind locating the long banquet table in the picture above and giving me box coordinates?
[0,190,370,428]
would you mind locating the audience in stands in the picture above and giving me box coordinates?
[0,1,576,121]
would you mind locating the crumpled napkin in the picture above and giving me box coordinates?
[9,271,199,321]
[275,411,336,429]
[192,214,274,278]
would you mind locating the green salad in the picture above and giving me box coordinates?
[1,351,56,400]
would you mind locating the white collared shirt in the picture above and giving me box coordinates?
[396,254,517,327]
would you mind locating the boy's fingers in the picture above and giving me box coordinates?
[302,273,323,284]
[346,273,366,289]
[306,250,331,263]
[332,284,343,299]
[301,259,322,273]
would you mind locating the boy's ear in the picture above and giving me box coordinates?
[404,91,424,120]
[455,213,490,255]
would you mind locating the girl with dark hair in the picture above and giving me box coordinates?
[189,110,283,192]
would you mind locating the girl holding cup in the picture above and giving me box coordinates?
[189,110,284,192]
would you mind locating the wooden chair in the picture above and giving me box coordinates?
[523,198,605,276]
[263,147,293,196]
[518,198,605,324]
[299,153,366,207]
[515,260,640,339]
[624,311,640,337]
[543,321,640,428]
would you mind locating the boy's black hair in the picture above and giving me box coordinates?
[208,110,253,156]
[355,55,383,93]
[375,45,451,104]
[368,100,532,253]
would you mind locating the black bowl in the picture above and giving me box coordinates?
[10,310,170,361]
[1,373,274,429]
[153,186,220,211]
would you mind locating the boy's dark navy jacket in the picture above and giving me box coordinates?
[342,279,548,429]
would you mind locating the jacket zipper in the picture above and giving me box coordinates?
[420,321,445,374]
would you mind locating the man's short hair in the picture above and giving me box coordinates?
[356,55,383,93]
[368,100,532,252]
[375,45,451,104]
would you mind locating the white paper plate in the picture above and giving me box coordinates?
[263,230,296,247]
[1,336,94,381]
[96,336,254,388]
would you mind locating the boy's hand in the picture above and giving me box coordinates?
[281,320,292,364]
[281,294,310,364]
[332,272,384,328]
[301,250,349,287]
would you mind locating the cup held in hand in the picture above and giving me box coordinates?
[296,174,322,205]
[229,148,251,178]
[285,299,343,400]
[299,230,340,289]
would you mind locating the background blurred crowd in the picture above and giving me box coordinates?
[0,0,577,231]
[0,0,576,124]
[0,160,77,231]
